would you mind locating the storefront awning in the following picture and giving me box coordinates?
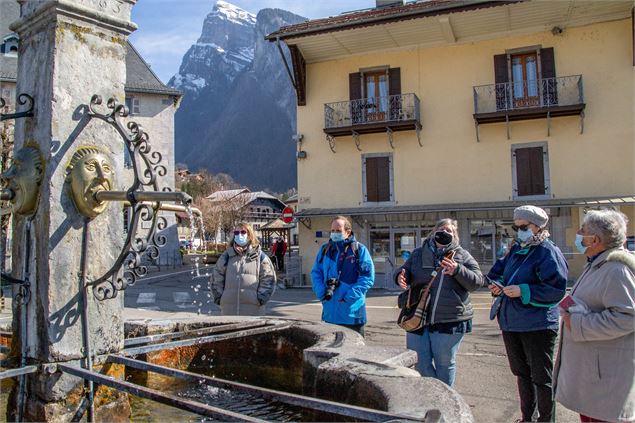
[296,196,635,218]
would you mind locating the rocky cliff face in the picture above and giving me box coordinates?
[169,2,306,192]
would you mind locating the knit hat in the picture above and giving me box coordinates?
[514,205,549,228]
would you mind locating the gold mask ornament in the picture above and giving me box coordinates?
[66,147,114,219]
[0,146,44,216]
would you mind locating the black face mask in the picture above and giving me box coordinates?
[434,231,453,246]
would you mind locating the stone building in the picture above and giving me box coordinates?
[0,0,183,265]
[267,0,635,288]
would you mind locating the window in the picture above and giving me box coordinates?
[1,88,11,108]
[2,35,18,56]
[494,47,557,110]
[362,153,394,204]
[125,96,140,115]
[123,145,133,168]
[349,67,401,123]
[511,142,551,200]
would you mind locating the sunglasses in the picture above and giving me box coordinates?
[511,224,531,232]
[233,230,247,235]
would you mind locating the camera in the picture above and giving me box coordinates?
[323,278,340,301]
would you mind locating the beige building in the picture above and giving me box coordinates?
[268,0,635,288]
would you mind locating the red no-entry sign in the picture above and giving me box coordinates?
[282,206,294,224]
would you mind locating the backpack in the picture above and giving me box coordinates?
[318,241,360,266]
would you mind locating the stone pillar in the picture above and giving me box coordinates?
[9,1,136,421]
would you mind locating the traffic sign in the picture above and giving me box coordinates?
[282,206,294,224]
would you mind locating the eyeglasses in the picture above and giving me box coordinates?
[233,230,247,235]
[511,224,530,232]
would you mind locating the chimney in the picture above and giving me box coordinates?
[376,0,405,8]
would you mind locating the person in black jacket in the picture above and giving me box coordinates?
[395,218,484,386]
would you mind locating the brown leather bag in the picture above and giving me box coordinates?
[397,250,455,332]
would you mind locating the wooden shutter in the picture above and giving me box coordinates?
[365,156,390,202]
[388,68,401,96]
[494,54,509,110]
[540,47,557,105]
[389,68,401,120]
[350,72,362,124]
[376,157,391,202]
[349,72,362,100]
[515,147,545,197]
[365,157,379,202]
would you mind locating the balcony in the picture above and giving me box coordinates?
[324,93,421,137]
[473,75,585,124]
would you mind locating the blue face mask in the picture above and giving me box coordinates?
[575,234,592,254]
[234,234,249,246]
[517,229,533,243]
[330,232,344,243]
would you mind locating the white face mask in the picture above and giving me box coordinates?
[517,229,533,243]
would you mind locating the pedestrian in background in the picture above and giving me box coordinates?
[394,218,484,387]
[488,205,568,423]
[554,209,635,422]
[211,222,276,316]
[311,216,374,336]
[271,237,287,271]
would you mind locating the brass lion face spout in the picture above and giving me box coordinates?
[0,146,43,215]
[66,147,114,219]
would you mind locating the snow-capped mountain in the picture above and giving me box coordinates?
[169,1,256,95]
[168,2,306,192]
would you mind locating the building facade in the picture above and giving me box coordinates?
[268,0,635,288]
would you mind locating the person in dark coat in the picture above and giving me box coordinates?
[394,218,484,386]
[487,205,568,423]
[271,237,287,271]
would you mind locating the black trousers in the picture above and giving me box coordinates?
[502,329,558,422]
[274,254,285,271]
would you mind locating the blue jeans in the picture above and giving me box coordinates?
[406,328,465,386]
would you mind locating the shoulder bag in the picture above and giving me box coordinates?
[397,250,455,332]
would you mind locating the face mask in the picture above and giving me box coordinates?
[434,231,453,246]
[330,232,344,243]
[517,229,533,243]
[234,234,249,246]
[575,234,592,254]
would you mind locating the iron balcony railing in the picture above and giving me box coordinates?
[324,93,420,129]
[473,75,584,114]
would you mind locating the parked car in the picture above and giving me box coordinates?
[627,235,635,252]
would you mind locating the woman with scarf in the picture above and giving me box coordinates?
[394,218,484,386]
[211,222,276,316]
[487,205,568,423]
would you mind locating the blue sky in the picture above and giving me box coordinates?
[130,0,375,83]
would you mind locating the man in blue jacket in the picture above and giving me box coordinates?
[311,216,375,336]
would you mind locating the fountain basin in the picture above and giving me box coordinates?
[124,316,474,422]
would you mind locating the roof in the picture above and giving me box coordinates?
[125,42,182,96]
[207,188,251,201]
[265,0,515,41]
[297,196,635,217]
[260,218,296,230]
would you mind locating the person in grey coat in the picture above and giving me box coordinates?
[211,222,276,316]
[554,209,635,422]
[395,218,484,386]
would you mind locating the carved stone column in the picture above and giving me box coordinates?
[8,1,136,421]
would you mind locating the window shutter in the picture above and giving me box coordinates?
[133,97,140,114]
[349,72,361,100]
[388,68,401,96]
[515,147,545,196]
[376,157,391,202]
[365,157,379,202]
[349,72,362,124]
[540,47,558,105]
[494,54,509,110]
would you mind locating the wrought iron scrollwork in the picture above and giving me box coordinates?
[326,134,336,153]
[84,95,170,301]
[0,93,34,122]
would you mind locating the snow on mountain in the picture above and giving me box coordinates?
[211,0,257,26]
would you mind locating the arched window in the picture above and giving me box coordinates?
[3,35,19,56]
